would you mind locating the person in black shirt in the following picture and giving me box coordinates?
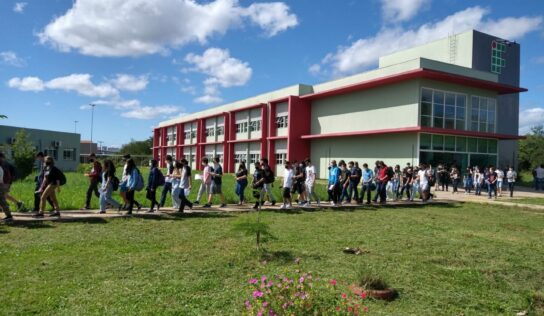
[34,156,62,218]
[252,162,265,209]
[33,152,54,212]
[159,155,174,208]
[292,160,306,205]
[235,162,248,205]
[260,158,276,206]
[399,167,413,200]
[203,156,226,208]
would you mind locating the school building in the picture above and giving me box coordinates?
[153,30,525,179]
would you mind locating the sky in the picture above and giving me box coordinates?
[1,0,543,148]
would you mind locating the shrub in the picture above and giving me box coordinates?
[11,129,36,181]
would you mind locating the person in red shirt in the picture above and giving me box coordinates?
[82,153,102,210]
[376,161,389,204]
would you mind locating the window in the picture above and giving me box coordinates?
[190,130,197,139]
[471,96,496,133]
[420,133,498,154]
[420,133,431,150]
[275,153,287,165]
[276,116,288,129]
[63,149,75,160]
[167,127,177,144]
[216,125,225,136]
[234,153,247,164]
[236,122,248,133]
[250,153,260,164]
[184,132,191,140]
[420,88,466,130]
[190,153,196,164]
[184,154,190,162]
[205,127,215,137]
[249,120,261,132]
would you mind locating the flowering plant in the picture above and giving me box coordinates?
[243,270,369,315]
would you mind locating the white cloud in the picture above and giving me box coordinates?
[243,2,298,37]
[45,74,118,97]
[313,6,543,76]
[0,51,26,67]
[111,74,149,92]
[185,47,251,104]
[519,107,544,134]
[381,0,430,23]
[13,2,27,13]
[122,105,181,119]
[194,95,223,104]
[532,56,544,64]
[38,0,298,57]
[8,77,44,91]
[308,64,321,76]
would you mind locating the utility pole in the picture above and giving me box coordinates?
[89,103,96,154]
[74,120,79,133]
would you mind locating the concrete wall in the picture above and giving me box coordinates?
[0,125,80,171]
[311,80,420,135]
[311,133,419,179]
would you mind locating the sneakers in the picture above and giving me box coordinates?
[202,204,211,208]
[271,201,276,206]
[193,201,200,205]
[279,205,286,210]
[219,204,227,208]
[32,212,44,218]
[50,211,61,217]
[252,204,259,210]
[146,209,156,213]
[1,216,13,223]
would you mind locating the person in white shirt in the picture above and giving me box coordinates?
[506,166,517,197]
[496,167,505,197]
[0,163,13,223]
[281,161,294,210]
[304,159,320,206]
[535,164,544,191]
[417,163,430,202]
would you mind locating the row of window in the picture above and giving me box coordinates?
[236,120,262,133]
[276,116,288,129]
[420,88,497,133]
[420,133,498,154]
[275,153,287,165]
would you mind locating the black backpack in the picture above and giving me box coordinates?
[387,166,394,179]
[58,169,67,186]
[112,176,120,191]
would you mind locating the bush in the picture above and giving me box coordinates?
[11,129,36,181]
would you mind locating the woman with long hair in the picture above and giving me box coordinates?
[235,161,248,205]
[34,156,62,218]
[125,158,140,215]
[99,159,121,214]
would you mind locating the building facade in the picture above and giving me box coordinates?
[0,125,80,171]
[154,30,525,178]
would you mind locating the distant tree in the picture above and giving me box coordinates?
[11,129,36,180]
[0,115,7,119]
[120,137,153,155]
[519,125,544,170]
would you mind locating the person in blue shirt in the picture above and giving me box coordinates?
[360,163,374,204]
[328,160,340,207]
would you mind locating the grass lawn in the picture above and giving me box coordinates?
[504,197,544,206]
[1,202,543,315]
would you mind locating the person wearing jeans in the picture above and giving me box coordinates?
[124,158,139,215]
[376,161,389,204]
[99,159,121,214]
[82,153,101,210]
[235,162,248,205]
[360,163,374,204]
[487,167,498,199]
[304,159,320,206]
[159,155,174,208]
[0,163,13,223]
[535,164,544,191]
[327,160,341,207]
[260,158,276,206]
[177,159,193,213]
[506,166,517,198]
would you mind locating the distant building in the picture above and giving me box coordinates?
[0,125,80,171]
[80,140,98,163]
[101,146,121,154]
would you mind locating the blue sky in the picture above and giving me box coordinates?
[1,0,543,147]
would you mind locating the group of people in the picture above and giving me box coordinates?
[0,150,532,222]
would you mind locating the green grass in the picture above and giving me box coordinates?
[8,168,330,211]
[504,197,544,206]
[1,203,543,315]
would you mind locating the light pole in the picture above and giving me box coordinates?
[98,141,103,155]
[89,103,96,154]
[74,120,79,133]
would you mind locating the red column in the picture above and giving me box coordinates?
[268,102,277,172]
[260,103,268,164]
[287,96,311,162]
[223,113,232,173]
[176,123,184,161]
[195,120,204,170]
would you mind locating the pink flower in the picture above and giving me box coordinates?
[244,300,251,310]
[261,276,267,282]
[262,301,269,307]
[299,276,305,283]
[364,306,369,313]
[257,310,263,316]
[360,291,367,299]
[253,290,264,298]
[282,303,288,310]
[348,306,353,313]
[341,293,347,299]
[266,281,273,287]
[335,306,341,311]
[329,279,337,286]
[249,278,258,284]
[268,310,276,316]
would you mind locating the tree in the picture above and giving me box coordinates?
[519,125,544,170]
[0,115,7,119]
[120,137,153,155]
[11,129,36,180]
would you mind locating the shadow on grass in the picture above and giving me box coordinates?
[260,250,295,263]
[8,220,55,229]
[152,212,235,220]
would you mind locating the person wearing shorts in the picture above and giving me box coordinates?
[203,157,226,208]
[194,157,212,204]
[304,159,320,206]
[281,161,293,210]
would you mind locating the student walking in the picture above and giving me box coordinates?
[33,152,53,212]
[473,167,483,196]
[534,164,544,190]
[506,166,517,197]
[376,161,389,204]
[235,162,248,205]
[0,161,13,223]
[34,156,62,217]
[177,159,193,213]
[410,166,420,202]
[170,161,183,209]
[0,153,25,211]
[450,167,460,193]
[82,153,102,210]
[98,159,121,214]
[360,163,374,204]
[252,162,265,210]
[146,159,163,212]
[292,161,306,205]
[417,163,430,202]
[120,155,142,211]
[327,160,341,207]
[399,166,413,200]
[338,160,351,204]
[304,159,320,206]
[352,162,362,203]
[159,155,174,208]
[124,158,140,215]
[194,157,212,205]
[487,167,498,199]
[203,157,226,208]
[496,167,505,197]
[280,161,294,209]
[463,167,473,194]
[260,158,277,206]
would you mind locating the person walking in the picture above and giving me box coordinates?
[0,161,13,223]
[496,167,505,197]
[32,152,53,212]
[251,162,265,210]
[535,164,544,191]
[327,160,341,207]
[120,154,142,211]
[506,166,517,197]
[399,166,413,200]
[159,155,174,208]
[82,153,102,210]
[292,161,306,205]
[450,166,460,194]
[346,161,360,204]
[376,161,389,204]
[124,158,140,215]
[487,166,498,199]
[203,157,226,208]
[463,167,473,194]
[473,167,483,196]
[280,161,294,210]
[0,153,25,211]
[410,166,420,202]
[235,162,248,205]
[360,163,374,204]
[177,158,193,213]
[260,158,277,206]
[304,159,320,206]
[170,161,183,209]
[194,157,212,205]
[146,159,163,212]
[417,163,430,202]
[98,159,121,214]
[338,160,351,204]
[34,156,62,217]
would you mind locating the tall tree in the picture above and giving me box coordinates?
[11,129,36,180]
[519,125,544,170]
[120,137,153,155]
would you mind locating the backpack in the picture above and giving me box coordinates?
[135,168,145,191]
[156,168,165,186]
[265,167,275,183]
[112,176,120,191]
[386,166,394,179]
[2,164,12,184]
[58,169,67,186]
